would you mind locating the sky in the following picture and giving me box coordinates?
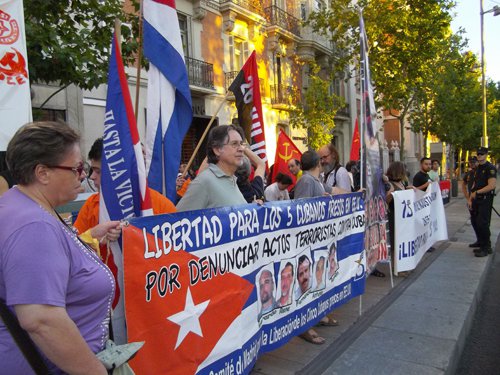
[451,0,500,82]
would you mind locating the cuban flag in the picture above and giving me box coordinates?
[143,0,193,201]
[100,33,153,344]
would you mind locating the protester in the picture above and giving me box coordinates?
[0,168,16,197]
[0,121,111,374]
[293,150,340,343]
[287,158,302,180]
[469,147,497,257]
[462,156,479,248]
[287,158,302,199]
[264,172,292,201]
[278,263,294,307]
[235,147,266,203]
[257,270,278,320]
[429,159,440,182]
[294,150,329,199]
[412,157,432,191]
[385,161,411,256]
[318,144,351,193]
[74,138,176,257]
[177,125,246,211]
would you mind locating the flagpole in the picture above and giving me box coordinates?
[182,92,230,177]
[134,0,144,123]
[359,10,365,190]
[114,19,122,52]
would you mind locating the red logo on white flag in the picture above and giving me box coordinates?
[0,47,27,85]
[0,10,20,44]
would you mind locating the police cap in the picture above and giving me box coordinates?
[477,147,488,155]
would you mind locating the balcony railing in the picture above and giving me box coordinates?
[186,57,215,90]
[225,71,266,97]
[270,84,299,106]
[219,0,264,15]
[264,5,301,37]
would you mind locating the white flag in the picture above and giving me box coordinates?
[0,0,32,150]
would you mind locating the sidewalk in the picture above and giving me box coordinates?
[253,188,500,375]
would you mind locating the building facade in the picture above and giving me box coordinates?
[32,0,360,170]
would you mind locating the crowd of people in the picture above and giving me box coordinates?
[0,121,496,372]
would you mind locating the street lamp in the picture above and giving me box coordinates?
[480,1,500,147]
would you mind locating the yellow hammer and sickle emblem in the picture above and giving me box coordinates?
[278,142,297,161]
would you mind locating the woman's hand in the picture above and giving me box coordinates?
[90,221,122,242]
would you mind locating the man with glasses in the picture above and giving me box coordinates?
[318,144,351,193]
[177,125,247,211]
[469,147,497,257]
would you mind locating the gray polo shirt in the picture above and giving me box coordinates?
[176,163,246,212]
[294,171,326,199]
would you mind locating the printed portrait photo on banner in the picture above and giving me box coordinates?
[313,252,328,291]
[294,252,313,302]
[256,267,278,321]
[276,260,296,308]
[328,241,340,281]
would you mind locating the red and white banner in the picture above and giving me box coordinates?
[0,0,31,150]
[228,51,268,169]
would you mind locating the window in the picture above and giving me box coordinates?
[313,0,325,12]
[273,0,286,10]
[178,13,190,58]
[229,36,249,71]
[300,3,307,21]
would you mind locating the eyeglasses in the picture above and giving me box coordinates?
[477,153,486,156]
[50,164,85,177]
[224,140,245,148]
[319,153,331,161]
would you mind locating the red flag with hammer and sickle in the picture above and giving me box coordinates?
[271,130,302,186]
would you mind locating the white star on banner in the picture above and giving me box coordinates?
[167,287,210,349]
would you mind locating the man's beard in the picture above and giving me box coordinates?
[322,162,335,175]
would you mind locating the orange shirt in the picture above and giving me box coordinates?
[73,188,176,308]
[74,188,176,233]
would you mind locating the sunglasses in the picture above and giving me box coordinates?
[50,164,85,177]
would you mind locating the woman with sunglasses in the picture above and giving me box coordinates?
[0,121,112,374]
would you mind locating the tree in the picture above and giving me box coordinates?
[25,0,140,93]
[289,63,343,150]
[308,0,455,158]
[487,80,500,160]
[410,35,482,155]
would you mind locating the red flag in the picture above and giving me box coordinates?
[124,225,254,375]
[271,130,302,185]
[228,51,268,169]
[349,118,360,161]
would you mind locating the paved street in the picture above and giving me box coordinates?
[253,187,500,375]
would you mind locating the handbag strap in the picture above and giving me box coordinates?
[0,298,52,375]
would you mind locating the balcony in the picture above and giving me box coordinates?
[225,71,266,99]
[186,57,215,90]
[270,84,300,108]
[219,0,263,15]
[336,104,350,119]
[264,5,301,39]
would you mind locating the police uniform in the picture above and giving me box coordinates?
[471,147,497,257]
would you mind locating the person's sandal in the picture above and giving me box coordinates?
[298,329,325,345]
[318,316,339,326]
[371,269,385,277]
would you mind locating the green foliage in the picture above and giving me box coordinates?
[308,0,455,157]
[411,36,483,152]
[25,0,141,91]
[289,64,343,150]
[487,81,500,160]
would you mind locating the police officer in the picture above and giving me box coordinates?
[463,156,479,246]
[470,147,497,257]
